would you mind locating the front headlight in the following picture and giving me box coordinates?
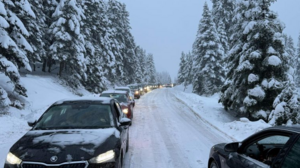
[89,150,115,163]
[135,91,138,94]
[6,152,22,165]
[122,108,129,114]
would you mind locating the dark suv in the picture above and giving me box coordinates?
[4,97,131,168]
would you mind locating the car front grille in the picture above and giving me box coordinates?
[21,162,88,168]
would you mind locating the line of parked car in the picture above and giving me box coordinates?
[4,84,158,168]
[4,86,138,168]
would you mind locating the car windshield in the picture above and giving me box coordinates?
[34,103,114,130]
[100,93,128,103]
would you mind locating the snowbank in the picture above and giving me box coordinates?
[173,84,271,141]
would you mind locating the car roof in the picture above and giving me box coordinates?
[53,97,113,105]
[263,125,300,134]
[115,87,130,90]
[102,90,128,94]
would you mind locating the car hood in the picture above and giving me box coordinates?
[10,128,121,163]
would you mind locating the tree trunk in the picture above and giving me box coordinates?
[59,61,65,77]
[42,58,46,72]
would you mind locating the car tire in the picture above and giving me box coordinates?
[126,134,129,153]
[115,154,122,168]
[130,106,133,119]
[209,160,219,168]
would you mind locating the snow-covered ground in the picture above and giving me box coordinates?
[171,85,271,141]
[0,75,271,167]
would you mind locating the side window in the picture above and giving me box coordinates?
[243,135,290,165]
[281,137,300,168]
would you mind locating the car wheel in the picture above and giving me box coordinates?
[130,106,133,119]
[116,153,123,168]
[209,160,219,168]
[126,134,129,152]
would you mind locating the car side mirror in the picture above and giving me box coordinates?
[224,142,240,152]
[120,117,131,126]
[28,120,37,127]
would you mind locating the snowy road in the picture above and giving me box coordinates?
[124,88,232,168]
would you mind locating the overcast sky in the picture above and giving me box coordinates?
[118,0,300,81]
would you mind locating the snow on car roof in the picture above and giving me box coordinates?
[102,90,127,94]
[53,97,112,105]
[115,86,130,89]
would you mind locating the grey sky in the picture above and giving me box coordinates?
[119,0,300,81]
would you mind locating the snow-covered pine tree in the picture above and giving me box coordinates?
[21,0,47,71]
[177,52,187,84]
[296,33,300,87]
[81,0,107,93]
[42,0,58,72]
[192,2,225,96]
[0,0,34,111]
[135,46,147,83]
[106,0,125,84]
[145,54,156,83]
[284,35,296,70]
[49,0,86,88]
[156,71,172,85]
[211,0,236,47]
[134,46,144,83]
[118,4,137,85]
[182,52,194,89]
[220,0,297,123]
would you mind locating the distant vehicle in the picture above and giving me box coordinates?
[100,90,134,119]
[115,86,135,106]
[4,97,130,168]
[128,84,143,99]
[208,126,300,168]
[165,84,173,88]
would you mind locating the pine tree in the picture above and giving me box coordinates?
[183,52,194,89]
[21,0,46,71]
[296,33,300,86]
[177,52,186,84]
[81,0,107,93]
[119,4,137,85]
[49,0,86,88]
[42,0,58,72]
[145,54,156,83]
[192,2,225,96]
[0,0,33,111]
[220,0,296,123]
[106,0,125,84]
[135,46,147,83]
[211,0,236,47]
[156,71,172,85]
[284,35,296,70]
[134,46,145,83]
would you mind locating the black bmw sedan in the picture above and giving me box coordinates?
[4,97,131,168]
[208,126,300,168]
